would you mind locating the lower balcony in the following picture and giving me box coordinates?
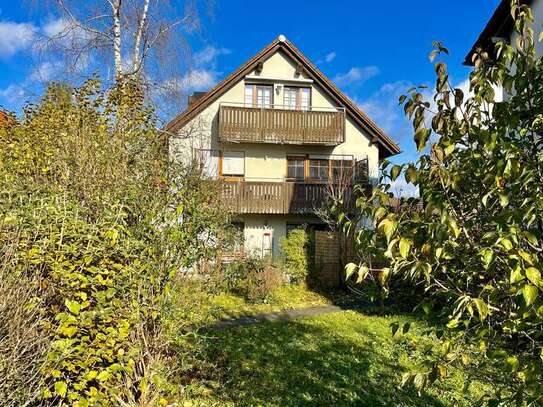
[220,181,365,215]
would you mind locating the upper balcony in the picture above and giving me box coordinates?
[218,103,345,146]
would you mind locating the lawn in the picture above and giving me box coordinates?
[182,308,490,406]
[162,281,491,406]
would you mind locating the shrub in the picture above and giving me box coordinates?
[280,229,309,284]
[222,257,283,302]
[341,3,543,403]
[0,79,229,404]
[244,265,284,303]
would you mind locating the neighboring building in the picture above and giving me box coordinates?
[465,0,542,66]
[166,35,400,259]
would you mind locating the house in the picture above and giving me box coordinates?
[166,35,400,259]
[464,0,542,66]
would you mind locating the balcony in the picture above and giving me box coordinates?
[218,104,345,145]
[220,159,369,215]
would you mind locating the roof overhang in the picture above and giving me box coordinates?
[165,36,401,158]
[464,0,534,66]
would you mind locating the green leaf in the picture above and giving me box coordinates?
[522,284,538,307]
[405,166,417,184]
[345,263,358,280]
[499,193,509,207]
[390,165,402,181]
[399,237,412,259]
[65,299,81,315]
[96,370,110,382]
[414,128,431,152]
[54,381,67,398]
[473,298,489,321]
[373,207,387,223]
[505,356,519,372]
[510,266,524,284]
[378,218,397,243]
[356,265,370,283]
[525,231,539,246]
[390,322,400,336]
[526,267,541,286]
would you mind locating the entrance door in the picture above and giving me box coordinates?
[262,231,273,259]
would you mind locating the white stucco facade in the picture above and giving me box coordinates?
[169,38,391,260]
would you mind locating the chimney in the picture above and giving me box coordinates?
[188,91,207,107]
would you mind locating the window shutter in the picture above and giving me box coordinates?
[222,151,245,176]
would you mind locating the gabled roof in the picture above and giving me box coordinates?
[464,0,534,66]
[165,36,400,158]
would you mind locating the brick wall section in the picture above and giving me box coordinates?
[314,231,342,287]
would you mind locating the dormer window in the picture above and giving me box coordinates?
[245,84,273,108]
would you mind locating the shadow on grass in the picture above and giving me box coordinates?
[199,314,448,407]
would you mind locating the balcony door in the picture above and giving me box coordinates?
[245,84,273,108]
[284,87,310,110]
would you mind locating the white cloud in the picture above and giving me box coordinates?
[334,66,379,87]
[388,177,419,198]
[316,51,337,64]
[29,61,63,82]
[42,18,67,38]
[193,45,231,66]
[182,69,216,90]
[159,69,217,96]
[0,21,37,58]
[0,84,27,105]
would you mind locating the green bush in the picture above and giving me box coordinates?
[222,257,283,303]
[280,229,309,284]
[0,79,229,405]
[341,3,543,403]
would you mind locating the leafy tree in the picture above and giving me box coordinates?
[0,78,229,404]
[343,2,543,404]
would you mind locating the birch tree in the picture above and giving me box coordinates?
[36,0,207,114]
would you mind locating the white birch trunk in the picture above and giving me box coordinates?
[112,0,123,79]
[132,0,150,74]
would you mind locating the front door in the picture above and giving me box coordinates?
[262,231,273,259]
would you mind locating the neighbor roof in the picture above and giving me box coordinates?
[165,36,401,158]
[464,0,534,65]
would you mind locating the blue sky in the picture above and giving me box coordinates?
[0,0,500,186]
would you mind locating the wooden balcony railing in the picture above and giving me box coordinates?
[218,104,345,145]
[220,181,371,215]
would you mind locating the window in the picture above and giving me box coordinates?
[195,149,219,178]
[300,88,310,110]
[221,151,245,177]
[284,87,297,110]
[287,156,305,181]
[245,84,273,108]
[244,85,253,106]
[309,159,329,181]
[331,159,353,183]
[283,87,311,110]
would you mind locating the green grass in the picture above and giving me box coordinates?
[164,279,341,328]
[185,310,490,407]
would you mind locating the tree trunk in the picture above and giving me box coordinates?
[112,0,123,79]
[132,0,150,75]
